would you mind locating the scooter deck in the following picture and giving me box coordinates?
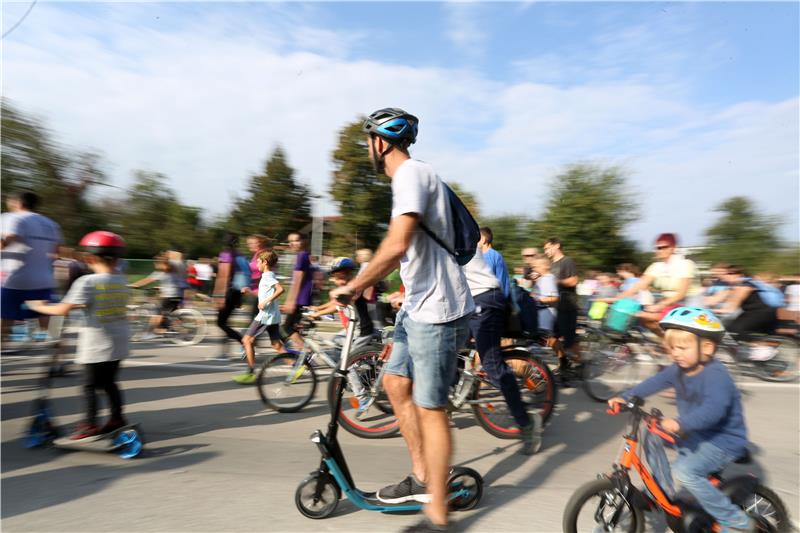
[53,424,141,451]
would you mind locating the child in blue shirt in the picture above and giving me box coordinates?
[608,307,753,533]
[234,250,284,384]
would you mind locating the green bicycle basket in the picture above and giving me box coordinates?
[604,298,642,333]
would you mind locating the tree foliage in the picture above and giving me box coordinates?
[228,146,312,243]
[328,120,392,254]
[479,214,536,267]
[1,99,107,244]
[532,164,639,272]
[702,197,782,272]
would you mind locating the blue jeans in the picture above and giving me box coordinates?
[470,289,530,428]
[669,441,751,529]
[385,309,470,409]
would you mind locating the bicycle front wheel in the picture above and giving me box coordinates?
[582,334,639,402]
[562,478,643,533]
[168,308,207,346]
[257,353,317,413]
[327,346,399,439]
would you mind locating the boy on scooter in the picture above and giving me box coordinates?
[608,308,754,533]
[27,231,130,441]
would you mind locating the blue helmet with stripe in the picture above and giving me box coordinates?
[659,307,726,343]
[362,108,419,147]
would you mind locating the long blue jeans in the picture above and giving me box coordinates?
[470,289,531,428]
[658,440,751,529]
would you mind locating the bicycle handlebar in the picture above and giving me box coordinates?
[607,396,677,444]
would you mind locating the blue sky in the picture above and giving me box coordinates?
[3,1,798,247]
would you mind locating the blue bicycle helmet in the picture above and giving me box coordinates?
[659,307,725,343]
[362,108,419,146]
[329,257,356,274]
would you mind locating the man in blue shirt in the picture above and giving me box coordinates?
[479,227,510,298]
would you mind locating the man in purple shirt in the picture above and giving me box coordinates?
[280,232,313,350]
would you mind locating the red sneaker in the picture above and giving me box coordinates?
[70,423,100,440]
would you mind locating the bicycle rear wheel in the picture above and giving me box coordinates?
[582,333,640,402]
[472,350,557,439]
[328,346,399,439]
[167,308,207,346]
[739,484,791,533]
[257,353,317,413]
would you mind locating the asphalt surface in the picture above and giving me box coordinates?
[1,327,798,533]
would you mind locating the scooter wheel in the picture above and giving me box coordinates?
[114,430,143,459]
[295,473,340,519]
[447,467,483,511]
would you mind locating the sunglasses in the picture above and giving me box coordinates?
[655,245,671,250]
[522,254,536,258]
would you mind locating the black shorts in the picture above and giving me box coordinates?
[244,321,282,342]
[160,297,182,315]
[283,306,305,335]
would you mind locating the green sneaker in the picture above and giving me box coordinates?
[233,372,256,385]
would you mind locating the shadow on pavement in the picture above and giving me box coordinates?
[1,446,217,519]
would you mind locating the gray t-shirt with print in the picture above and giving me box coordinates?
[63,273,130,364]
[390,159,474,324]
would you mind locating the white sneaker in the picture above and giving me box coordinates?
[749,346,777,362]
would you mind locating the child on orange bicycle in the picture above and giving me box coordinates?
[608,307,754,533]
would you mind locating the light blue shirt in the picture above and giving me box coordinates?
[255,271,281,325]
[482,247,511,298]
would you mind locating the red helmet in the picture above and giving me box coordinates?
[79,231,126,257]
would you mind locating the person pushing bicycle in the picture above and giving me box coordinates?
[608,308,754,533]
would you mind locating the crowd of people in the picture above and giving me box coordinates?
[2,107,798,533]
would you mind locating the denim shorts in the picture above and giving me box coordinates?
[384,309,470,409]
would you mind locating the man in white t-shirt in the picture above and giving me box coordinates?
[331,108,473,532]
[1,191,62,341]
[617,233,700,336]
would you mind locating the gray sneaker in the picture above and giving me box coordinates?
[520,411,543,455]
[376,474,430,504]
[208,353,230,362]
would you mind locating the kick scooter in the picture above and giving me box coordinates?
[295,301,484,519]
[24,358,144,460]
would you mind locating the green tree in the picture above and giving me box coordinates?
[480,214,536,267]
[702,197,782,272]
[328,120,392,253]
[229,146,312,242]
[1,99,108,243]
[533,164,639,271]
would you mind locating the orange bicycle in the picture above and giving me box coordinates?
[562,396,790,532]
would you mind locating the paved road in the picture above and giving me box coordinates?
[1,337,798,532]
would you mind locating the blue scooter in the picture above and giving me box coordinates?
[25,359,144,460]
[295,302,483,519]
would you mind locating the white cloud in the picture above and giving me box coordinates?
[2,4,797,247]
[443,3,489,60]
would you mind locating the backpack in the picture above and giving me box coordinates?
[419,182,480,266]
[750,279,785,308]
[231,255,252,291]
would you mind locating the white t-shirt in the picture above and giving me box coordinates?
[785,284,800,312]
[1,211,61,290]
[194,263,213,281]
[391,159,474,323]
[463,247,501,297]
[255,271,281,325]
[643,255,701,302]
[63,273,130,364]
